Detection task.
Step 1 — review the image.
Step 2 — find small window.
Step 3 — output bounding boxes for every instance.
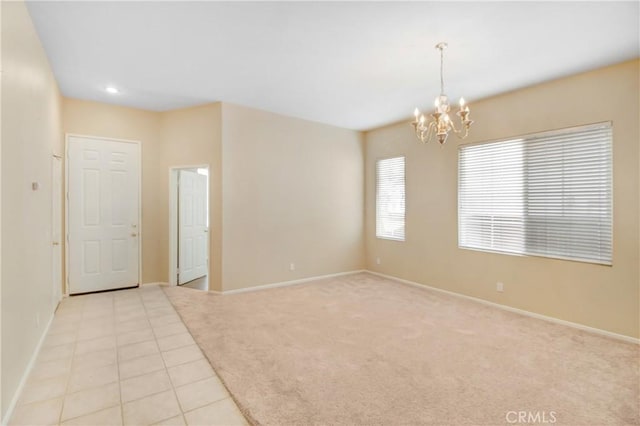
[458,122,612,265]
[376,156,405,241]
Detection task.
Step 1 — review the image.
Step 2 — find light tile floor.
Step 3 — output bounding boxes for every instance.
[9,284,248,426]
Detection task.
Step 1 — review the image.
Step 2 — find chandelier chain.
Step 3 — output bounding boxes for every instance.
[440,46,445,95]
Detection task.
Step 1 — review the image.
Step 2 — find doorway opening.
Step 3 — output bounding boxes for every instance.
[169,165,210,291]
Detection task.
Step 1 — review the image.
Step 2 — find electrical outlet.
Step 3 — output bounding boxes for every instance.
[496,282,504,292]
[289,263,295,271]
[375,257,381,265]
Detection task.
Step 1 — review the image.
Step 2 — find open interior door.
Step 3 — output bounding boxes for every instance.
[178,170,208,284]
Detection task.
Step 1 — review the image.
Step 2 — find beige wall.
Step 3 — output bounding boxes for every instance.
[221,103,365,291]
[61,100,364,292]
[1,0,63,417]
[62,98,163,283]
[62,101,224,288]
[365,60,640,339]
[159,104,223,291]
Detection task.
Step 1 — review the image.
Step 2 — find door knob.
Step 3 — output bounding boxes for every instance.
[52,241,60,246]
[131,233,138,237]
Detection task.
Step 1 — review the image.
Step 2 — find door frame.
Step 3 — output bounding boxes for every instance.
[52,153,63,308]
[168,164,210,286]
[64,134,142,295]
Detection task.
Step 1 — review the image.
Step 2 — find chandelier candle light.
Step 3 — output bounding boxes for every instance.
[411,42,473,145]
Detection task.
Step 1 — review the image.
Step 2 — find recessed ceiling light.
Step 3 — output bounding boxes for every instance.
[105,86,119,94]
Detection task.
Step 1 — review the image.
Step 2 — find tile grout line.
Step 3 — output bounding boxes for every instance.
[56,299,83,426]
[141,286,186,426]
[4,310,71,425]
[57,295,122,425]
[17,287,210,426]
[115,294,126,426]
[152,287,189,426]
[162,285,250,425]
[119,289,153,425]
[179,380,231,416]
[55,294,131,424]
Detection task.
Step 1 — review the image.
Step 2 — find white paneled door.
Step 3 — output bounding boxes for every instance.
[178,170,208,284]
[67,136,140,294]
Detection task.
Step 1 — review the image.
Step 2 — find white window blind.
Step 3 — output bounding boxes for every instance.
[458,122,612,265]
[376,156,405,241]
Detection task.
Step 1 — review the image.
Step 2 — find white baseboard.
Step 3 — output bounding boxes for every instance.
[366,270,639,345]
[218,270,366,295]
[1,312,56,426]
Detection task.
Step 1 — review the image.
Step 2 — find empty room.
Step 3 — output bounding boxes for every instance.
[1,1,639,425]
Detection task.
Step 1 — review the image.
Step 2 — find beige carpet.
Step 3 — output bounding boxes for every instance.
[163,273,639,425]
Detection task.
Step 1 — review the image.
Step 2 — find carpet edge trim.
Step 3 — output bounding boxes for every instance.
[366,270,639,345]
[160,286,259,426]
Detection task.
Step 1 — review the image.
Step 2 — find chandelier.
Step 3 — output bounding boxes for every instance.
[411,42,473,145]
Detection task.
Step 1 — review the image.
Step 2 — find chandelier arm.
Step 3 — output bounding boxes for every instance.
[416,120,436,143]
[449,118,470,139]
[426,121,437,143]
[416,124,427,143]
[456,127,469,139]
[448,116,461,134]
[414,123,425,143]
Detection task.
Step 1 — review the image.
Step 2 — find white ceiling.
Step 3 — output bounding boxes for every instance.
[26,1,639,131]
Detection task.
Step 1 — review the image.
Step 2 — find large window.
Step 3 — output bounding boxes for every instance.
[376,156,405,241]
[458,122,612,265]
